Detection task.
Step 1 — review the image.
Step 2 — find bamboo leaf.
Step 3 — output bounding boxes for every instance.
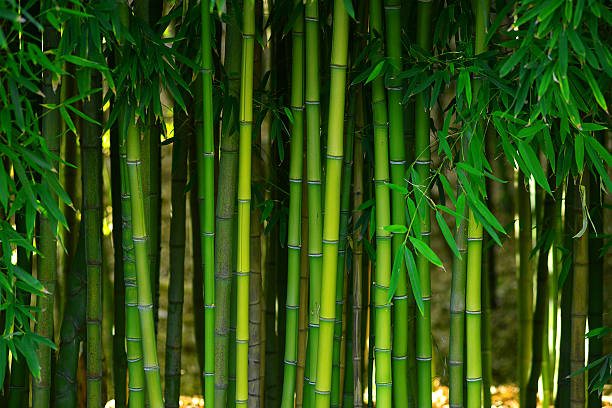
[409,236,443,268]
[572,184,588,238]
[343,0,355,19]
[384,224,407,234]
[436,211,461,260]
[386,182,408,195]
[575,132,584,172]
[403,245,424,316]
[387,247,404,302]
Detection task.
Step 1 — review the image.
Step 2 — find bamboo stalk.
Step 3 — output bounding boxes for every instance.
[570,177,588,408]
[281,2,305,405]
[383,0,411,405]
[415,0,434,404]
[296,155,309,408]
[449,205,468,408]
[352,88,365,408]
[164,102,189,407]
[368,1,393,406]
[517,171,533,407]
[126,110,164,407]
[121,119,146,408]
[304,0,323,405]
[249,195,263,408]
[556,178,575,408]
[236,1,255,405]
[33,6,61,406]
[526,182,554,408]
[587,166,603,408]
[82,72,103,408]
[331,84,355,408]
[198,5,216,407]
[214,7,241,407]
[314,1,349,406]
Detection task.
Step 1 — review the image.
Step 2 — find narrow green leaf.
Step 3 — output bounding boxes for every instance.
[436,211,461,260]
[388,247,404,302]
[403,246,424,316]
[409,236,443,268]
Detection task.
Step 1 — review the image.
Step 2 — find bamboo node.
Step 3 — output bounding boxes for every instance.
[375,382,393,387]
[416,357,432,361]
[465,310,481,314]
[466,377,482,382]
[284,359,298,366]
[314,390,331,395]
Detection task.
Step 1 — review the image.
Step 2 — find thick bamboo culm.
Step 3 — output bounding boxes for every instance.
[281,1,305,406]
[235,1,255,406]
[313,1,349,406]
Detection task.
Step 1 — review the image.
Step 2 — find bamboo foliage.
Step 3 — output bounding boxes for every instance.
[2,2,612,408]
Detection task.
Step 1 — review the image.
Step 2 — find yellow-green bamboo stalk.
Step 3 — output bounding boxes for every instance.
[281,2,305,405]
[314,1,349,407]
[236,1,255,406]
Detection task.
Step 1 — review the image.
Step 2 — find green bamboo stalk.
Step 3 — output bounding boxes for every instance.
[192,72,206,396]
[556,178,575,408]
[32,6,60,406]
[331,86,355,408]
[304,0,323,405]
[351,88,364,408]
[570,177,588,408]
[164,103,189,407]
[215,8,241,408]
[236,1,255,406]
[121,120,146,408]
[526,183,554,408]
[199,5,216,408]
[383,1,411,405]
[449,205,468,408]
[281,3,305,405]
[517,171,533,407]
[314,1,349,407]
[465,2,489,406]
[296,156,309,408]
[368,1,393,406]
[81,72,103,408]
[112,116,127,408]
[415,0,434,405]
[126,111,164,408]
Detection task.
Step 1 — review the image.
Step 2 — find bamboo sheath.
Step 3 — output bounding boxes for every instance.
[415,0,434,405]
[236,1,255,406]
[214,9,241,408]
[314,1,349,407]
[304,0,323,405]
[281,2,305,406]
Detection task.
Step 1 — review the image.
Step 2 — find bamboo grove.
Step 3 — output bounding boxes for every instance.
[1,0,612,408]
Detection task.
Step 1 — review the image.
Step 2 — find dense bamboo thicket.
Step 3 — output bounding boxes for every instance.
[1,1,612,408]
